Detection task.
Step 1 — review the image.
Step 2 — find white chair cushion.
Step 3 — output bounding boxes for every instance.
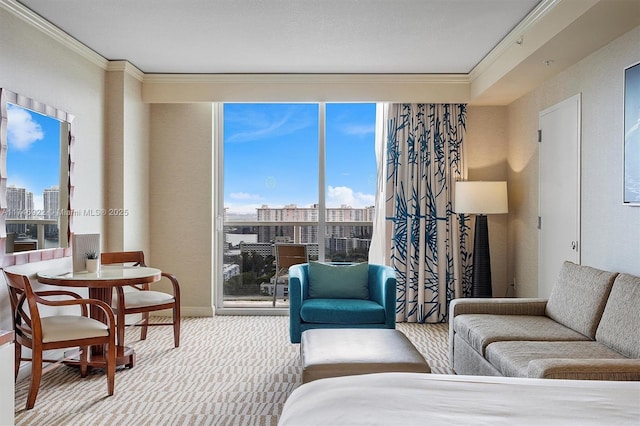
[41,315,109,343]
[114,290,175,309]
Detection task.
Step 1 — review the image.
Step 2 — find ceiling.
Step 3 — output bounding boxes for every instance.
[16,0,541,74]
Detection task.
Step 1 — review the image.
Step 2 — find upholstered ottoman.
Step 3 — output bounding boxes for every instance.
[300,328,430,383]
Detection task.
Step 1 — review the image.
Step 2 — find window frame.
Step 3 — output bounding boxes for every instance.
[214,101,376,312]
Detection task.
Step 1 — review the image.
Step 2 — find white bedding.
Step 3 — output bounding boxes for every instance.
[279,373,640,426]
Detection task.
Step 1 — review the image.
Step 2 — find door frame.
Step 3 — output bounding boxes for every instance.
[538,94,582,297]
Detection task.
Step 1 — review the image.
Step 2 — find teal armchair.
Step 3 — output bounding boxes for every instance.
[289,263,396,344]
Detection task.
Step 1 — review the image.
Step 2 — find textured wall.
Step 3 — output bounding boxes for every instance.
[466,106,510,297]
[149,103,214,316]
[507,25,640,297]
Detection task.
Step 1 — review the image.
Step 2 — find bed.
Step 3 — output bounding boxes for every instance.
[278,373,640,425]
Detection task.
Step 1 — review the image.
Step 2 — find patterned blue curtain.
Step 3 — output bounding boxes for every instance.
[383,104,471,323]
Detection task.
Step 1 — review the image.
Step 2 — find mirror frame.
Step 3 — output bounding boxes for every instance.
[0,88,74,265]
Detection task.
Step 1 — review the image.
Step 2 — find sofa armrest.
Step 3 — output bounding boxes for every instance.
[528,358,640,381]
[368,264,397,329]
[289,264,309,343]
[450,297,549,317]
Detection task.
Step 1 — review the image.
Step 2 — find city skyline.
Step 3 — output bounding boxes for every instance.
[223,103,377,217]
[6,103,61,211]
[5,184,60,218]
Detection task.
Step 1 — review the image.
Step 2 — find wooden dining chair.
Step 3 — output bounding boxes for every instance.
[3,269,116,410]
[273,243,308,306]
[100,251,181,348]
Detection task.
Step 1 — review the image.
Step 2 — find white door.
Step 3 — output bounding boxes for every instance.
[538,94,581,298]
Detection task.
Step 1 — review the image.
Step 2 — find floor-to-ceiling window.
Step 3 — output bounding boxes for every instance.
[217,102,376,310]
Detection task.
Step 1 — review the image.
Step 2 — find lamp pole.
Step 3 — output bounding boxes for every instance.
[472,214,492,297]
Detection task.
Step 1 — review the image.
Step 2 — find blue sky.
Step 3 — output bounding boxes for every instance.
[6,103,61,210]
[224,103,376,216]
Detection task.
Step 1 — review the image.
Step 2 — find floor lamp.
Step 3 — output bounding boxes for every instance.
[454,181,508,297]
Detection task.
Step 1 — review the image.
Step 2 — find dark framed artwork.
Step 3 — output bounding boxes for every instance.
[623,61,640,205]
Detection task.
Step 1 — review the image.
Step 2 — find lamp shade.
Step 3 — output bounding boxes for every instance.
[455,181,508,214]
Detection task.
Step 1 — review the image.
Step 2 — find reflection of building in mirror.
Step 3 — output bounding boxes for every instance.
[5,185,60,253]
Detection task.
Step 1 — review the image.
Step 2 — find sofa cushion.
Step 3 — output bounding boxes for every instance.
[454,314,590,355]
[300,299,385,324]
[485,341,627,377]
[596,273,640,358]
[308,261,369,299]
[545,261,618,338]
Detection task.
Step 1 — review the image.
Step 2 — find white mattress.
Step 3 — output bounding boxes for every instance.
[279,373,640,426]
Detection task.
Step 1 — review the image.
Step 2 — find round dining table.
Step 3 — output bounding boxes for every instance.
[36,265,162,369]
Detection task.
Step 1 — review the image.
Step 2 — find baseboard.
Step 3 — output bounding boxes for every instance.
[150,306,214,317]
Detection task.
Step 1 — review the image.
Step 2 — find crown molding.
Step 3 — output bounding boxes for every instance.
[0,0,108,69]
[469,0,560,80]
[106,60,145,82]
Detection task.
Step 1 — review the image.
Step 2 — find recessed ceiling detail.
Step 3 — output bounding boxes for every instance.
[16,0,540,74]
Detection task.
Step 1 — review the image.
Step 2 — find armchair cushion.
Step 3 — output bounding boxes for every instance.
[113,290,175,309]
[308,261,369,299]
[41,315,110,343]
[300,299,386,324]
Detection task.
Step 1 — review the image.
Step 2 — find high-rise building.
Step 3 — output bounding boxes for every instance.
[43,186,59,219]
[7,185,26,218]
[43,186,60,239]
[25,192,33,218]
[255,204,373,251]
[6,185,32,234]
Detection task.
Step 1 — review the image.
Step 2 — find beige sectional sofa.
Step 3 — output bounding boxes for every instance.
[449,261,640,380]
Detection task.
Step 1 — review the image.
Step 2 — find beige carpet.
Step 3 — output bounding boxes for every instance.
[14,316,451,425]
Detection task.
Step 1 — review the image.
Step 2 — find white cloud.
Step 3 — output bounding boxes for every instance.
[226,194,263,217]
[225,106,314,143]
[327,186,375,208]
[7,105,44,151]
[230,192,262,200]
[224,202,261,217]
[342,123,375,137]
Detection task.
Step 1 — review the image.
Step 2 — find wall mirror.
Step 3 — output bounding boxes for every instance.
[0,88,73,256]
[624,61,640,205]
